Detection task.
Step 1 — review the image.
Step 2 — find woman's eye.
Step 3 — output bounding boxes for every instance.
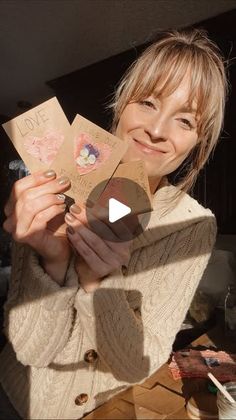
[179,118,193,129]
[139,100,156,109]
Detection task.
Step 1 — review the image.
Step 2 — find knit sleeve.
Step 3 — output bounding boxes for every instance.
[3,242,79,367]
[75,215,216,384]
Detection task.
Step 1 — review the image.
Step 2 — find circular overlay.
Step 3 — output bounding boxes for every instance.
[85,177,151,242]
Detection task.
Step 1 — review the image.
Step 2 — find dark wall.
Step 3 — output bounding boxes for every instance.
[193,10,236,234]
[0,116,19,226]
[48,9,236,234]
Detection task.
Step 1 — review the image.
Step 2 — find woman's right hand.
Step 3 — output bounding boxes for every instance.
[3,170,72,284]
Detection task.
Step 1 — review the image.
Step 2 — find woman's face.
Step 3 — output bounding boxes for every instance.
[115,75,199,190]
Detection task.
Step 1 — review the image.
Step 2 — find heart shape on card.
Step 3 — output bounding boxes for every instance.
[23,130,64,165]
[74,133,112,175]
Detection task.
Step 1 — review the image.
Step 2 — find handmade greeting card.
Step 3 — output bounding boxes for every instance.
[2,97,70,172]
[98,160,153,215]
[52,114,129,205]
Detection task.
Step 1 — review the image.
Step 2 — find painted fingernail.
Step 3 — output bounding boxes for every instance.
[57,194,66,201]
[121,265,128,275]
[57,176,70,185]
[67,226,74,235]
[43,170,56,178]
[70,204,81,214]
[65,212,76,222]
[59,204,66,211]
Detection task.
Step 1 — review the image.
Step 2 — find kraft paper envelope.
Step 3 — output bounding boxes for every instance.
[51,114,129,205]
[2,97,71,172]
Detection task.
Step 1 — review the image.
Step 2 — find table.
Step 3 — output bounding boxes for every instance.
[83,325,236,419]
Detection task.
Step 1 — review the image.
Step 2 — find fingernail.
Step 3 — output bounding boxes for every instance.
[57,194,65,201]
[59,204,66,211]
[70,204,81,214]
[67,226,74,235]
[43,170,56,178]
[65,212,76,222]
[57,176,70,185]
[121,265,128,275]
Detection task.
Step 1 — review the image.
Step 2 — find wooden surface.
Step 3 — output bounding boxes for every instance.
[83,325,234,419]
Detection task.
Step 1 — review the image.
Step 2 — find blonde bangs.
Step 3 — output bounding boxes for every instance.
[112,42,223,132]
[121,44,196,106]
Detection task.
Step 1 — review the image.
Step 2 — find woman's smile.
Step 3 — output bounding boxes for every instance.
[133,139,167,155]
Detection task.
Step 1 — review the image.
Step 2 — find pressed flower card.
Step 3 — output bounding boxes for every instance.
[2,97,70,172]
[52,114,128,205]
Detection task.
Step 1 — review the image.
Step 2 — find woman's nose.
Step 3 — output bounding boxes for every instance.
[145,116,169,142]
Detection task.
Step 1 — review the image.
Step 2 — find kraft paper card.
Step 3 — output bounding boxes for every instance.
[52,114,129,205]
[2,97,71,172]
[98,160,153,214]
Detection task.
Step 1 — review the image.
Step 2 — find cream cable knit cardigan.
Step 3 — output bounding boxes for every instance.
[0,182,216,419]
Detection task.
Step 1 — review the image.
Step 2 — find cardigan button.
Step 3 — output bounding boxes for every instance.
[84,349,98,363]
[75,393,88,406]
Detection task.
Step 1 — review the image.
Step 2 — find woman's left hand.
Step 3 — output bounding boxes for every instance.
[65,203,136,291]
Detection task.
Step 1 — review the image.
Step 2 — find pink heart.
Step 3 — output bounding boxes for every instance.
[23,130,64,165]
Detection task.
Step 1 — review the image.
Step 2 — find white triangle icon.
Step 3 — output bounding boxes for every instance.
[108,198,131,223]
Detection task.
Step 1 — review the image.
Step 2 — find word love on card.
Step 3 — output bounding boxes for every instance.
[3,97,71,171]
[14,108,50,137]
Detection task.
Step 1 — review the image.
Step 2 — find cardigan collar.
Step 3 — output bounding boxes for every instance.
[130,178,214,253]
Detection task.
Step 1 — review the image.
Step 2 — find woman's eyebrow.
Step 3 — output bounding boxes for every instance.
[178,105,197,115]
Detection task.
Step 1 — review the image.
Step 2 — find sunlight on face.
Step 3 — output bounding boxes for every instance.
[115,75,199,191]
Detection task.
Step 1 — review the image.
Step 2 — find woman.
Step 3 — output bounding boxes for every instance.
[0,28,227,419]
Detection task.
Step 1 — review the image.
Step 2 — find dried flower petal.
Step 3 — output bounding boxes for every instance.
[88,154,96,164]
[76,156,86,167]
[80,147,89,157]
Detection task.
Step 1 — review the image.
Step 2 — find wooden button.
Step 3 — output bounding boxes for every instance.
[75,393,88,405]
[84,349,98,363]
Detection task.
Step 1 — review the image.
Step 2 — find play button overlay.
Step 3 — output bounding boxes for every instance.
[109,198,131,223]
[85,177,151,242]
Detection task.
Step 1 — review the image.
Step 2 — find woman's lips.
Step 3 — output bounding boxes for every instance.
[133,139,166,155]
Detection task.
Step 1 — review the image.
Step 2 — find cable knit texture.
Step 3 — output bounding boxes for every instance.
[0,182,216,419]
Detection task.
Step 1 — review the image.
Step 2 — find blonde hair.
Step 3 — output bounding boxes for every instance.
[110,28,228,192]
